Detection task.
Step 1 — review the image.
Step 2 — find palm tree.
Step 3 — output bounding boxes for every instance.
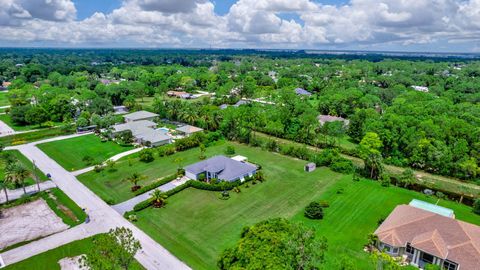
[5,162,30,195]
[150,189,167,208]
[125,173,145,192]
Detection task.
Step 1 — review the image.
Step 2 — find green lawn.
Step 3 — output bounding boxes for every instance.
[78,141,232,204]
[0,114,62,132]
[0,150,48,188]
[0,92,9,107]
[134,143,343,270]
[37,134,134,171]
[40,188,87,227]
[291,177,480,269]
[131,144,480,270]
[3,236,145,270]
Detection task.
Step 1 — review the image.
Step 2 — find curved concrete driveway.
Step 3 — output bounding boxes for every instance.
[1,140,190,270]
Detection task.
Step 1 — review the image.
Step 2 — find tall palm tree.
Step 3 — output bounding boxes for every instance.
[151,189,167,208]
[5,162,30,195]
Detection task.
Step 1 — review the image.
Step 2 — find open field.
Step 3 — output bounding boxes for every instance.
[0,92,9,107]
[292,177,480,269]
[77,141,229,204]
[134,143,344,270]
[132,144,480,270]
[3,236,145,270]
[0,127,75,147]
[254,131,480,197]
[0,150,48,188]
[37,134,134,171]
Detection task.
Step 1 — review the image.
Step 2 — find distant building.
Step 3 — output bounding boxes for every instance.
[233,100,248,107]
[374,200,480,270]
[123,111,158,123]
[295,88,312,96]
[317,115,349,126]
[2,82,11,89]
[113,106,129,115]
[112,120,171,147]
[167,91,191,99]
[176,125,203,137]
[411,86,429,92]
[184,155,257,182]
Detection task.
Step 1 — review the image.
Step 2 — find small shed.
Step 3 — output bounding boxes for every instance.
[305,163,316,172]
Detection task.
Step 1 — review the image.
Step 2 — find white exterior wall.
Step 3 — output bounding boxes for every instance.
[185,171,197,180]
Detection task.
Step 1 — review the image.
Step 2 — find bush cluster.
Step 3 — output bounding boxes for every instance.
[304,202,324,220]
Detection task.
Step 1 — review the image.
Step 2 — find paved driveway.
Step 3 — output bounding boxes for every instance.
[1,140,190,270]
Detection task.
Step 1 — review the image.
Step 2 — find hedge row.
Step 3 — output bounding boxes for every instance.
[133,173,178,196]
[132,181,192,212]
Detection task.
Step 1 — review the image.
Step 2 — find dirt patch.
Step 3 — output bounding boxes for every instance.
[0,199,69,250]
[58,255,84,270]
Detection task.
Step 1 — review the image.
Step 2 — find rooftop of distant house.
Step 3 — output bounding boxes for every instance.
[123,110,159,121]
[295,88,312,96]
[185,155,257,182]
[317,115,349,125]
[176,125,203,134]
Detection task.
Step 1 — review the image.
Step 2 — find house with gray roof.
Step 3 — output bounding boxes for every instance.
[111,120,171,147]
[123,110,159,122]
[295,88,312,96]
[184,155,257,182]
[317,115,350,126]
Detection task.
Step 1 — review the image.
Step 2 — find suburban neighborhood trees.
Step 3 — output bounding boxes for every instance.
[218,218,327,270]
[80,227,141,270]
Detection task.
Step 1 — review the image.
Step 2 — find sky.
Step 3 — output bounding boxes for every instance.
[1,0,480,52]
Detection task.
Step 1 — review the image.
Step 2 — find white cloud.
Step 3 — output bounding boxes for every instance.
[1,0,480,51]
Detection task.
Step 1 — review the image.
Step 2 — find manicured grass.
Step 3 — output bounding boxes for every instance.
[0,127,74,147]
[3,235,145,270]
[37,134,134,171]
[132,144,480,270]
[77,141,230,204]
[0,114,62,132]
[291,177,480,269]
[0,150,48,188]
[134,143,343,270]
[0,92,9,107]
[41,188,87,227]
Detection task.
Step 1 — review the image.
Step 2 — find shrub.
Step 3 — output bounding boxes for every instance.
[380,174,391,187]
[175,132,206,151]
[133,174,178,196]
[82,155,94,165]
[128,214,138,222]
[330,158,355,174]
[304,202,324,219]
[139,149,155,162]
[94,165,104,173]
[473,199,480,215]
[224,145,236,155]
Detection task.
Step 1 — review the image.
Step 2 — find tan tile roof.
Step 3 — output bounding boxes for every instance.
[375,205,480,270]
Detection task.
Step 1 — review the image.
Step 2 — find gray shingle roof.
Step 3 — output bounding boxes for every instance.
[124,110,158,121]
[295,88,312,96]
[113,120,157,136]
[185,155,257,182]
[137,129,171,144]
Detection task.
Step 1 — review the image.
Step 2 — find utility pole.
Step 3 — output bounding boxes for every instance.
[33,160,40,192]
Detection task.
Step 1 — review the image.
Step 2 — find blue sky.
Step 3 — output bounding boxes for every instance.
[1,0,480,52]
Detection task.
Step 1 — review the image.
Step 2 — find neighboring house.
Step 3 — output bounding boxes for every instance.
[374,200,480,270]
[295,88,312,96]
[167,91,191,99]
[233,100,248,107]
[123,110,159,123]
[111,120,171,147]
[2,81,11,89]
[185,155,257,182]
[412,86,429,92]
[176,125,203,136]
[317,115,350,126]
[113,106,129,115]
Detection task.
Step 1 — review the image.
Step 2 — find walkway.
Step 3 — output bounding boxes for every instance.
[0,181,56,204]
[1,140,190,269]
[0,120,14,137]
[72,147,145,176]
[113,177,189,215]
